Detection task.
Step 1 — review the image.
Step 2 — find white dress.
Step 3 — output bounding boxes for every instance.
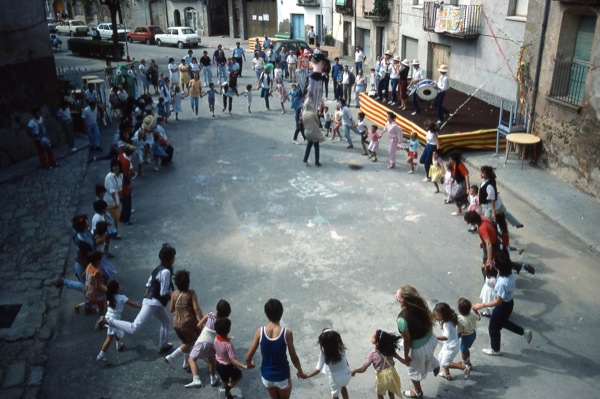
[437,321,459,368]
[480,276,497,310]
[316,350,352,397]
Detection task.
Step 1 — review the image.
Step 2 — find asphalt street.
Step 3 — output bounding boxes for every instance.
[37,44,600,399]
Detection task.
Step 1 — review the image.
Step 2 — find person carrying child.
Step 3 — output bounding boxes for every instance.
[351,329,405,399]
[433,303,471,380]
[96,280,141,363]
[301,328,352,399]
[185,299,231,388]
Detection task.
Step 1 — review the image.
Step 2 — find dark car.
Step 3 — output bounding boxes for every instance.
[271,39,312,60]
[127,25,164,45]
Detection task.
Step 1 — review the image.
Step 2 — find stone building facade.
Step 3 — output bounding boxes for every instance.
[523,0,600,198]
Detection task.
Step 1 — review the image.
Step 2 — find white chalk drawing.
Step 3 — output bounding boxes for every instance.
[288,172,338,199]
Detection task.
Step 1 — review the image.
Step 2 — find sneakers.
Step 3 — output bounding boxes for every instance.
[96,354,108,363]
[184,378,202,388]
[463,365,471,380]
[524,328,533,344]
[94,316,106,330]
[437,120,443,124]
[411,111,418,116]
[210,375,220,387]
[482,348,500,356]
[116,341,124,352]
[422,177,430,182]
[523,263,536,275]
[218,388,227,399]
[164,356,176,369]
[158,343,173,354]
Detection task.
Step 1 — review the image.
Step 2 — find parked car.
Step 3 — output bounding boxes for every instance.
[154,27,200,49]
[272,39,312,59]
[56,20,89,36]
[126,25,164,45]
[48,18,59,33]
[96,23,128,41]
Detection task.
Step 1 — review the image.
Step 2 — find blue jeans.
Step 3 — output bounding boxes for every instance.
[390,79,399,103]
[355,85,365,107]
[217,66,226,83]
[280,61,288,79]
[202,65,212,85]
[64,278,84,291]
[412,92,421,113]
[190,96,199,116]
[355,62,363,72]
[343,124,359,145]
[86,123,100,147]
[255,68,264,81]
[489,299,524,352]
[261,88,270,109]
[435,91,449,121]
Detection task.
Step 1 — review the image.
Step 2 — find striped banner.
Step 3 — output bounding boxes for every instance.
[358,93,503,152]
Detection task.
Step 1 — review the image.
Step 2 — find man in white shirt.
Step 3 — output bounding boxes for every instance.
[377,51,392,101]
[286,50,298,83]
[408,59,425,115]
[434,64,450,123]
[82,101,102,151]
[342,65,355,105]
[232,42,246,77]
[252,51,265,80]
[354,46,366,72]
[308,26,316,45]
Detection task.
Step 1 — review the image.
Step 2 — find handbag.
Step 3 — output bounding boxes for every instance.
[374,353,402,396]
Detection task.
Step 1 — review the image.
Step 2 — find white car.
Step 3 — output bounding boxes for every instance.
[56,20,89,36]
[155,27,200,49]
[97,23,128,41]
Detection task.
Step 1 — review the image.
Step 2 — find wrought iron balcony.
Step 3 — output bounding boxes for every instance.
[297,0,320,7]
[422,1,482,39]
[553,0,600,3]
[336,0,354,15]
[548,59,590,109]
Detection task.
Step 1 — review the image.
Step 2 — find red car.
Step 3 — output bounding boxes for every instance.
[126,25,164,45]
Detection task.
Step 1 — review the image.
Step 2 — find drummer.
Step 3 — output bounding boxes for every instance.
[434,64,451,124]
[407,59,425,116]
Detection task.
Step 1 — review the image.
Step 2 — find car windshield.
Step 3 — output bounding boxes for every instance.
[181,28,194,34]
[71,21,85,26]
[150,27,163,34]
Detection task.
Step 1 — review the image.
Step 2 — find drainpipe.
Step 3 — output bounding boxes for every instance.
[528,0,551,134]
[354,0,357,52]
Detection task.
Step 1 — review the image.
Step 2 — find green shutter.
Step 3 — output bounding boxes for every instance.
[336,0,346,5]
[569,16,596,102]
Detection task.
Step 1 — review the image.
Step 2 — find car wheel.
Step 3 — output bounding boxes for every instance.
[127,37,133,43]
[177,41,184,49]
[146,39,152,45]
[157,39,162,47]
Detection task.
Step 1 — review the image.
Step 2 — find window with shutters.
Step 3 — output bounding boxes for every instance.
[548,15,596,109]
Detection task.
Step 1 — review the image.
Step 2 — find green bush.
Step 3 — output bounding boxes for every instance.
[67,39,124,60]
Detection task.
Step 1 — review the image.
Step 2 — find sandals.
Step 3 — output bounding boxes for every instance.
[403,390,424,398]
[440,373,453,380]
[464,365,471,380]
[451,211,462,216]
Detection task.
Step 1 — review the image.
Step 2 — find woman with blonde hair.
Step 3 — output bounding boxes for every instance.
[395,285,440,398]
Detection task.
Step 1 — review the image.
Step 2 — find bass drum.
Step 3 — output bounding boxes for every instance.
[415,79,438,101]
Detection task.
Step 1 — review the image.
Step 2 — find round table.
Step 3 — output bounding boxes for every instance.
[504,133,541,169]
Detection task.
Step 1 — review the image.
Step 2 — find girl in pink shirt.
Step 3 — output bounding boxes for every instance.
[381,111,402,169]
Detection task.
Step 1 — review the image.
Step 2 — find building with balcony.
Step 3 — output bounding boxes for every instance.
[277,0,333,44]
[522,0,600,197]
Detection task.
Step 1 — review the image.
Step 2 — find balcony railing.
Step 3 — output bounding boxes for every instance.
[297,0,320,7]
[548,59,589,108]
[336,0,353,15]
[423,1,482,39]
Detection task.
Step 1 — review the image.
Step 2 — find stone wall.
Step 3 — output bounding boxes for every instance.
[523,1,600,199]
[0,0,61,168]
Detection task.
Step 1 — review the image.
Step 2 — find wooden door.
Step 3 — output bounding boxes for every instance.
[430,43,450,81]
[245,1,277,39]
[343,21,351,56]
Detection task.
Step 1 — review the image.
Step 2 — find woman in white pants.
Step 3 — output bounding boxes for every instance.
[100,243,176,353]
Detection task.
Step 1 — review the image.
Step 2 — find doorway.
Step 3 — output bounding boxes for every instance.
[316,14,322,45]
[430,43,451,81]
[292,14,304,40]
[375,26,385,58]
[343,21,351,56]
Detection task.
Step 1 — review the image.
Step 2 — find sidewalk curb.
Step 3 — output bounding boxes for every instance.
[462,157,600,256]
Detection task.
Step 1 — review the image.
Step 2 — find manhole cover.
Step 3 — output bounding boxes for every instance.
[0,304,22,329]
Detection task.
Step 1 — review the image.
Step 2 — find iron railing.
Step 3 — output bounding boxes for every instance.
[422,1,482,38]
[336,0,354,15]
[549,59,589,107]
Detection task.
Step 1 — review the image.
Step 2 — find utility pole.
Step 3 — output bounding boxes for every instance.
[164,0,169,27]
